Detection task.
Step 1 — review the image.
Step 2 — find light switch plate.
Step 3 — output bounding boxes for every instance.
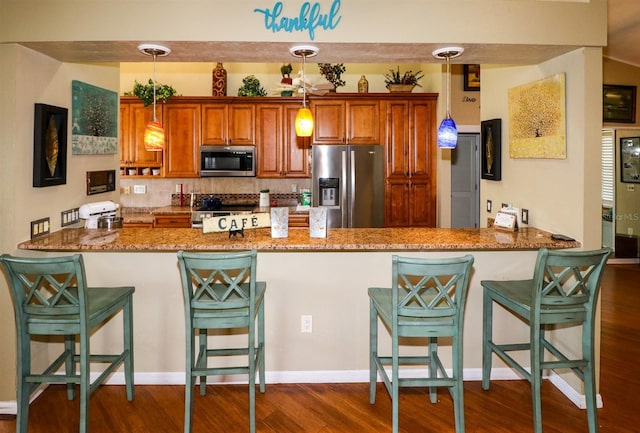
[133,185,146,194]
[30,217,50,239]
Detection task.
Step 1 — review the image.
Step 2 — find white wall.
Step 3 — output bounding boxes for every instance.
[0,45,120,403]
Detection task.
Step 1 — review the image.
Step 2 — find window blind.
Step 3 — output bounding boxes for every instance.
[601,130,614,207]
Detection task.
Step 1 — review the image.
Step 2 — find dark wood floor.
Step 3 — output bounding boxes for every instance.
[1,263,638,433]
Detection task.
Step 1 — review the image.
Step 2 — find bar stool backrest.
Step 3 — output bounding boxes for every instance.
[531,248,611,323]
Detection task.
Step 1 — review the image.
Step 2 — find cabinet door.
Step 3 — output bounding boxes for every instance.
[256,104,283,177]
[283,104,310,177]
[201,103,228,145]
[409,100,436,176]
[385,100,409,178]
[229,104,255,145]
[120,103,130,165]
[201,103,255,145]
[384,179,410,227]
[346,100,381,144]
[409,177,435,227]
[123,101,163,167]
[312,99,345,144]
[163,103,200,178]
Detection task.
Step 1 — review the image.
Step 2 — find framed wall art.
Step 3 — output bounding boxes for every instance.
[603,84,636,123]
[508,73,566,159]
[71,80,118,154]
[33,103,68,187]
[463,64,480,91]
[481,118,501,180]
[620,136,640,183]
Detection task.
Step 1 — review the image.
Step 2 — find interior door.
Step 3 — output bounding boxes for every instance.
[451,133,480,228]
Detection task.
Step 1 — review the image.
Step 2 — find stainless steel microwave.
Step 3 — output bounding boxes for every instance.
[200,145,256,177]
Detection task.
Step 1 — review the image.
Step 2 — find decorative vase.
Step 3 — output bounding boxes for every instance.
[387,84,415,93]
[358,75,369,93]
[212,62,227,96]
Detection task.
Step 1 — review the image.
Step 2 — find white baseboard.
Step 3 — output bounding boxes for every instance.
[0,368,601,415]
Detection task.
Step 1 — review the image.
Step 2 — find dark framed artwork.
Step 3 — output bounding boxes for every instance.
[620,136,640,183]
[481,118,501,181]
[33,103,68,187]
[603,84,636,123]
[463,64,480,91]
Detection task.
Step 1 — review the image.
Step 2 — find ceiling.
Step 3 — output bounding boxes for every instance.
[14,1,640,67]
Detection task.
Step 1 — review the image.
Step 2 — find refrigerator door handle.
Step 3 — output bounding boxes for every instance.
[341,150,348,228]
[349,149,356,228]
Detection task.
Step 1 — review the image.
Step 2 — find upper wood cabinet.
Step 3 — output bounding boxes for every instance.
[201,102,255,145]
[119,100,163,176]
[311,98,381,145]
[256,103,310,178]
[163,103,200,178]
[384,96,437,227]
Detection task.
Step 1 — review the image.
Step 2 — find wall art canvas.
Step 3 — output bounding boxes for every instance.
[508,73,566,159]
[33,103,67,187]
[71,80,118,154]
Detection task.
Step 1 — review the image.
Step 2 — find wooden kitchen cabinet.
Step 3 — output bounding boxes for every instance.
[153,213,192,228]
[288,213,310,228]
[256,103,310,178]
[163,103,200,178]
[201,102,255,145]
[384,96,437,227]
[119,99,163,177]
[311,98,381,145]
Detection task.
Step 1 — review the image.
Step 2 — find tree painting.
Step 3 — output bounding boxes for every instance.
[508,73,566,159]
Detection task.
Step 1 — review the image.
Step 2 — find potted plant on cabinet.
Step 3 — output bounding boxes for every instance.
[384,66,424,93]
[238,75,268,97]
[318,63,346,91]
[125,79,177,106]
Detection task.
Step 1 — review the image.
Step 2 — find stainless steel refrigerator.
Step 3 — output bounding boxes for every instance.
[311,144,384,228]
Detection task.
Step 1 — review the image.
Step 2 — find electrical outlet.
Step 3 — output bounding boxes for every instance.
[627,184,635,192]
[486,200,492,213]
[522,209,529,225]
[123,186,131,195]
[61,208,80,227]
[301,315,312,333]
[30,217,50,239]
[133,185,146,194]
[629,227,634,235]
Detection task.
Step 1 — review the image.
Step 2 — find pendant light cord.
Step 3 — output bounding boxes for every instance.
[302,53,307,109]
[152,52,158,122]
[446,54,451,119]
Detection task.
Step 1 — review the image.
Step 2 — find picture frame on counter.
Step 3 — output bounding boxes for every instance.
[481,118,502,181]
[603,84,636,123]
[33,103,68,187]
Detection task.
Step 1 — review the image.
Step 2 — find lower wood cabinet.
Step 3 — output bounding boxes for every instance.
[153,213,192,228]
[288,213,310,228]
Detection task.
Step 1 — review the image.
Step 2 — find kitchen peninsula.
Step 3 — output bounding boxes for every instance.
[16,226,581,389]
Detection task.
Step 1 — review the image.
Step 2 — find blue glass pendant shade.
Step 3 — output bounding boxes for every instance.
[437,117,458,149]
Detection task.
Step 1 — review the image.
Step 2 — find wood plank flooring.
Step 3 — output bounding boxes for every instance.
[1,263,638,433]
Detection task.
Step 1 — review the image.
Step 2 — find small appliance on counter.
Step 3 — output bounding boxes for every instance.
[79,200,120,229]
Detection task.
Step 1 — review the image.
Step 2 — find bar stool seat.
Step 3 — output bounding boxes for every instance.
[369,254,474,433]
[177,250,266,433]
[481,247,611,433]
[0,253,135,433]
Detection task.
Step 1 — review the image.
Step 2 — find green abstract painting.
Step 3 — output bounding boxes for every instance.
[71,80,118,154]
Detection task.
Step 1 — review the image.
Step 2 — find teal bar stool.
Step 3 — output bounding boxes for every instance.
[481,247,611,433]
[0,253,135,433]
[177,250,266,433]
[369,254,475,433]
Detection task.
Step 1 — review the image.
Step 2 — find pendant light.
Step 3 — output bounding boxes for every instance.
[289,45,319,137]
[138,44,171,151]
[432,47,464,149]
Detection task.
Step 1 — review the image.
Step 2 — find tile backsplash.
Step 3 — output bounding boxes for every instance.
[119,177,311,208]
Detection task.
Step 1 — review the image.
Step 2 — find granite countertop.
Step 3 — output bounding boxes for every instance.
[18,226,580,252]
